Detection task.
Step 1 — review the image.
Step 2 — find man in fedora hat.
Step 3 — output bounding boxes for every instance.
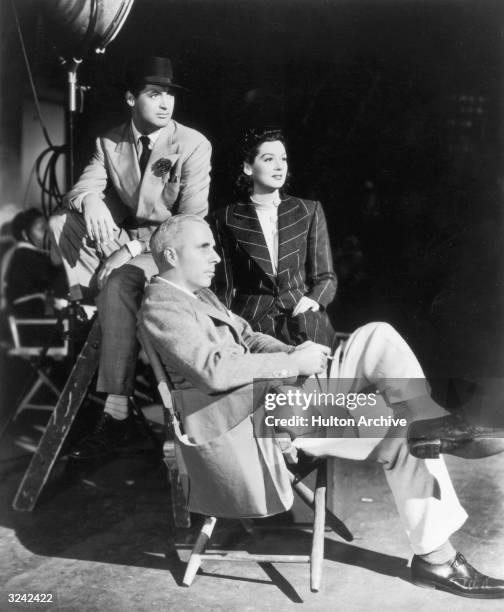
[49,56,211,459]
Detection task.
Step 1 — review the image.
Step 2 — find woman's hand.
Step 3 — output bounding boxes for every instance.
[292,296,320,316]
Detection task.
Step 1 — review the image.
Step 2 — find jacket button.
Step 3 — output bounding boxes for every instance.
[272,369,289,378]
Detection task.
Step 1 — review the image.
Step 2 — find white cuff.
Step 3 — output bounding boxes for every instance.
[69,191,92,213]
[125,240,143,258]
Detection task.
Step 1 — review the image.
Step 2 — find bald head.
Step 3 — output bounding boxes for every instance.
[150,214,209,270]
[150,215,220,292]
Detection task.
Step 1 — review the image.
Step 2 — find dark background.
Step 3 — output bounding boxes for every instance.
[2,0,504,384]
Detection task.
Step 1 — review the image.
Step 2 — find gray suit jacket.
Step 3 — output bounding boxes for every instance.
[65,120,211,247]
[139,278,299,442]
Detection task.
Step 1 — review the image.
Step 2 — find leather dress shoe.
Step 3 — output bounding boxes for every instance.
[408,414,504,459]
[69,411,156,461]
[411,552,504,598]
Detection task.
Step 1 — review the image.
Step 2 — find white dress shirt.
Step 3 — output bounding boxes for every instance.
[130,121,163,158]
[251,195,281,274]
[124,122,165,257]
[156,276,197,299]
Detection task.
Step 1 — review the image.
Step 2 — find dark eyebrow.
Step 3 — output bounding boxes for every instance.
[259,152,286,158]
[147,87,174,95]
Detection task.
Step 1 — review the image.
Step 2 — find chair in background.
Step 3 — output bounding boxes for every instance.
[7,310,69,421]
[0,237,69,422]
[139,329,353,592]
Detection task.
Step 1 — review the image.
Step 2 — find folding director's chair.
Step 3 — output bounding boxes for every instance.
[139,329,353,592]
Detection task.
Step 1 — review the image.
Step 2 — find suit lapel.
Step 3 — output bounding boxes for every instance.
[137,122,180,219]
[277,196,307,277]
[153,279,241,335]
[229,202,276,282]
[195,289,235,326]
[113,123,141,208]
[113,122,182,219]
[195,289,247,346]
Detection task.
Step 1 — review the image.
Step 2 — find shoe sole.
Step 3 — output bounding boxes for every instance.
[408,439,442,459]
[409,436,504,459]
[412,578,504,598]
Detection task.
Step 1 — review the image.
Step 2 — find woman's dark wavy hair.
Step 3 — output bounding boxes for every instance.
[234,127,290,198]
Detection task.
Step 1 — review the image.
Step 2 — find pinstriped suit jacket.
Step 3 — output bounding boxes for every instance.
[212,196,337,344]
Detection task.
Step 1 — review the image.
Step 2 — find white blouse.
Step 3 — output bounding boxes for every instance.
[251,196,281,274]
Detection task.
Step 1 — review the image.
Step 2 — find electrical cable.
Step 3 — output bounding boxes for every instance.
[10,0,66,217]
[10,0,53,148]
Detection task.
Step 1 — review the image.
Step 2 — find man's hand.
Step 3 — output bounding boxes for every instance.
[294,340,327,352]
[82,194,119,244]
[96,246,132,290]
[289,342,331,376]
[292,296,320,316]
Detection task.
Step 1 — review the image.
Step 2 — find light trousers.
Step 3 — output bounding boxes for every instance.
[49,210,158,395]
[294,322,468,554]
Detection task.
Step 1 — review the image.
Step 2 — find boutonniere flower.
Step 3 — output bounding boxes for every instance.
[152,158,173,177]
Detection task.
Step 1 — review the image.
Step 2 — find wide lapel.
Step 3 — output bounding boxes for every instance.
[137,122,180,220]
[113,123,142,208]
[154,279,237,331]
[195,289,247,345]
[277,196,307,277]
[229,202,276,283]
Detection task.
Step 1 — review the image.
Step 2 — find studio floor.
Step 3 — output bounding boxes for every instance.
[0,406,503,612]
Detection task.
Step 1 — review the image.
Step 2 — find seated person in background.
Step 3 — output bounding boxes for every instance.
[1,208,67,316]
[212,127,336,346]
[139,213,504,599]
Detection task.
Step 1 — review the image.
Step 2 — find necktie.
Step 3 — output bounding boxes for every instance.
[139,135,151,176]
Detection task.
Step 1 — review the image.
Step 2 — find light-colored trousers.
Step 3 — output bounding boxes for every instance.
[49,210,158,395]
[294,322,468,554]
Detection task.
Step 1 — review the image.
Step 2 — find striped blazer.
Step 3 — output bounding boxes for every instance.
[212,196,337,344]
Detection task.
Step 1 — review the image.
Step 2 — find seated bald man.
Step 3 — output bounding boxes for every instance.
[139,214,504,599]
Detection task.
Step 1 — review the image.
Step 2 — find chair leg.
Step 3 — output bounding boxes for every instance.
[310,461,327,593]
[289,470,353,542]
[163,440,191,528]
[182,516,217,587]
[13,376,46,420]
[38,368,61,397]
[14,368,61,419]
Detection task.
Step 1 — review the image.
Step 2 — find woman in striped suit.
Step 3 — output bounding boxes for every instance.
[213,127,337,346]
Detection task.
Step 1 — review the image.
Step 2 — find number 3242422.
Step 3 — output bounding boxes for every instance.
[8,593,53,603]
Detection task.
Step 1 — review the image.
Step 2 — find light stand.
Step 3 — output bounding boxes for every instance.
[64,57,83,190]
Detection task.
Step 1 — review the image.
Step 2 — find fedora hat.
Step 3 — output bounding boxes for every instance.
[127,56,186,91]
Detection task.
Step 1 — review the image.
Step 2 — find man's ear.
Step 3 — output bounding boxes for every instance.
[125,91,136,108]
[163,246,177,267]
[243,162,253,177]
[21,230,29,242]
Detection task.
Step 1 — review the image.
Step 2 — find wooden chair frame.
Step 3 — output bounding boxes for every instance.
[139,329,353,592]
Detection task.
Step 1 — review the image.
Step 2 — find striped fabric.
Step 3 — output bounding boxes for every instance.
[212,196,337,344]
